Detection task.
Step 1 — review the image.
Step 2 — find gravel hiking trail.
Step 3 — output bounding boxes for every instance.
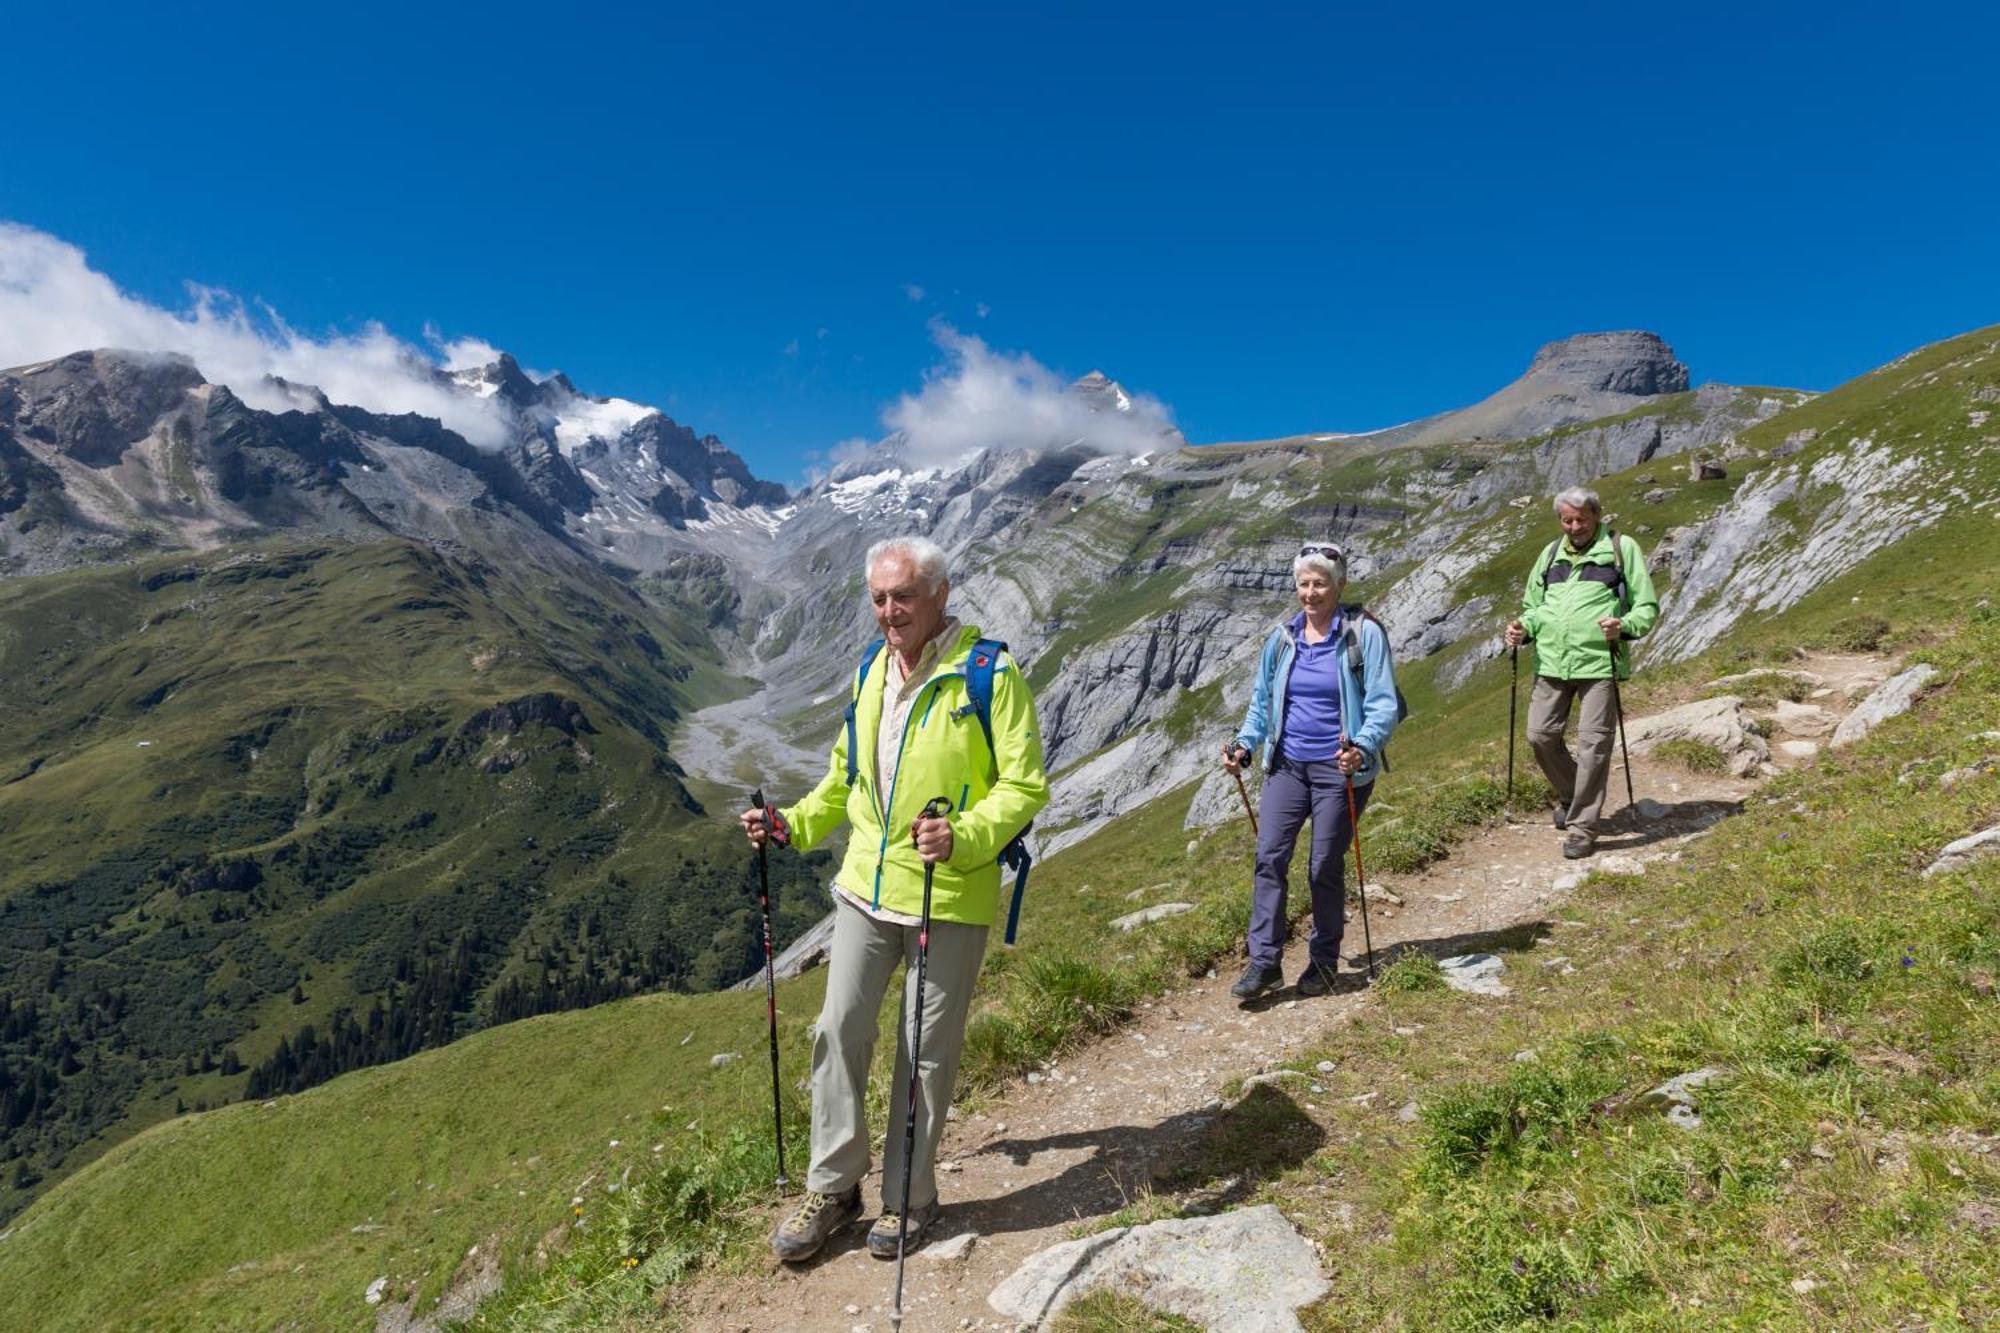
[670,653,1892,1332]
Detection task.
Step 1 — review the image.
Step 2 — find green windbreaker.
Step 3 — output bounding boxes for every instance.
[782,625,1050,926]
[1518,527,1660,681]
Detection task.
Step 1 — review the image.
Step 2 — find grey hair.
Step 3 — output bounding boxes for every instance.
[1292,547,1348,585]
[1553,487,1602,515]
[865,535,949,593]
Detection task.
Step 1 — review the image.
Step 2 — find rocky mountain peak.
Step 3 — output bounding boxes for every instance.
[1524,331,1690,397]
[2,349,208,467]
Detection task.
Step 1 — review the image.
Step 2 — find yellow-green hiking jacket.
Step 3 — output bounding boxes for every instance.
[1518,527,1660,681]
[782,625,1050,926]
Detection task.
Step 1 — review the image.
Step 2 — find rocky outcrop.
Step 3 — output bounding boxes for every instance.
[1622,696,1771,777]
[2,349,205,467]
[1830,665,1939,748]
[987,1205,1328,1332]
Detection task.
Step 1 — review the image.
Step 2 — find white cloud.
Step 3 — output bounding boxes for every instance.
[976,302,991,319]
[0,223,512,446]
[904,283,926,303]
[880,323,1176,469]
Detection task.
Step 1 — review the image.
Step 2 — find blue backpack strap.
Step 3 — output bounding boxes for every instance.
[964,638,1035,945]
[842,638,886,786]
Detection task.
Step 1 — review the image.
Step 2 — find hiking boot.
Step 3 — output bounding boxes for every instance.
[1295,959,1341,997]
[1230,961,1284,999]
[867,1197,941,1258]
[1562,831,1596,860]
[1552,805,1569,831]
[771,1185,862,1263]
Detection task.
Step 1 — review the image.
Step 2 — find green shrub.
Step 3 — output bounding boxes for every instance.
[1378,951,1447,993]
[1825,614,1892,652]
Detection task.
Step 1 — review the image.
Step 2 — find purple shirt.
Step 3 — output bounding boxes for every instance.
[1280,622,1345,761]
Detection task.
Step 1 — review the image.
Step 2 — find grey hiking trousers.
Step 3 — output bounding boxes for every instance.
[1527,676,1619,836]
[805,894,987,1211]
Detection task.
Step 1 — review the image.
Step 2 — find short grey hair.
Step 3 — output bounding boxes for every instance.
[1291,542,1347,585]
[1553,487,1602,516]
[865,535,949,593]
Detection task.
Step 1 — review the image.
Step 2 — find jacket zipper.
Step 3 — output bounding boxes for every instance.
[872,668,960,909]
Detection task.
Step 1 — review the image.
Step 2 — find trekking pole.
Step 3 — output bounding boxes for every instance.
[892,794,953,1332]
[1608,652,1636,812]
[1227,745,1259,836]
[749,789,787,1191]
[1506,645,1519,804]
[1339,742,1376,981]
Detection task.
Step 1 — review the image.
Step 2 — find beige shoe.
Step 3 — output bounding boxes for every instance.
[771,1185,861,1263]
[867,1197,941,1258]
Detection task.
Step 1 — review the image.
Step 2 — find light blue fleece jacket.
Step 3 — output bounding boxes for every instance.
[1232,610,1401,785]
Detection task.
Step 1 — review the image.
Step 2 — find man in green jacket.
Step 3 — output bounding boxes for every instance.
[1504,487,1660,858]
[741,534,1049,1263]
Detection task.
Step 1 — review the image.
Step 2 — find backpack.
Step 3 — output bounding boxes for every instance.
[1263,605,1410,768]
[1539,527,1633,609]
[842,637,1036,944]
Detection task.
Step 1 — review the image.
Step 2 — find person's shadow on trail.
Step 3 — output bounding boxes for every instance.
[944,1082,1327,1242]
[1593,796,1740,853]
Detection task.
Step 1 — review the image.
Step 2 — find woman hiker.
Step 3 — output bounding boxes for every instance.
[1222,542,1403,1000]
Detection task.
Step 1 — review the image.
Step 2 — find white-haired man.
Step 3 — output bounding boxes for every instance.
[1504,488,1659,858]
[741,535,1048,1263]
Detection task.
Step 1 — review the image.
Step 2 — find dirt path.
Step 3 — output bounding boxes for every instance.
[671,654,1888,1332]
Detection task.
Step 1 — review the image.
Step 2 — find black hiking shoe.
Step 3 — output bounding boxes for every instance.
[1562,831,1595,860]
[867,1197,940,1258]
[771,1185,862,1263]
[1294,959,1341,997]
[1230,961,1284,999]
[1552,805,1569,831]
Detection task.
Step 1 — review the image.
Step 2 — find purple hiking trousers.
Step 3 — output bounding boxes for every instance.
[1248,754,1373,970]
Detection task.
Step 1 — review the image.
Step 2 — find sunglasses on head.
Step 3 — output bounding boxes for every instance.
[1299,544,1345,561]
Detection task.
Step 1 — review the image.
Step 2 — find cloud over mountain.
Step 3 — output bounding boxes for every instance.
[883,322,1178,469]
[0,223,511,446]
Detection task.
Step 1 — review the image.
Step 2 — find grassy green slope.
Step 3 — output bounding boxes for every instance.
[0,538,831,1222]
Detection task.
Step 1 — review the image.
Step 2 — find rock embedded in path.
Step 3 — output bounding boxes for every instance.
[1922,825,2000,879]
[1831,665,1939,748]
[1110,902,1195,932]
[1437,953,1510,997]
[987,1204,1328,1332]
[1779,740,1821,760]
[1770,700,1838,738]
[1622,696,1770,776]
[923,1230,978,1262]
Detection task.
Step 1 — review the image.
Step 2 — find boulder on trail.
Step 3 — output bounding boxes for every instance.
[1831,665,1939,748]
[1623,696,1770,777]
[987,1204,1328,1332]
[1437,953,1510,996]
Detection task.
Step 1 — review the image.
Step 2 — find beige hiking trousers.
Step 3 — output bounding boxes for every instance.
[805,894,988,1210]
[1527,675,1619,837]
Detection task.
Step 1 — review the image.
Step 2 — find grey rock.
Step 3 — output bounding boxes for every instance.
[1623,696,1770,776]
[1437,953,1510,997]
[1939,757,1998,789]
[1770,700,1838,738]
[923,1230,979,1262]
[1594,854,1646,877]
[365,1277,389,1306]
[1779,740,1821,760]
[1922,825,2000,879]
[987,1204,1328,1332]
[1638,1066,1728,1131]
[710,1052,742,1068]
[1703,668,1823,693]
[1110,903,1195,932]
[1830,665,1939,748]
[1642,487,1677,505]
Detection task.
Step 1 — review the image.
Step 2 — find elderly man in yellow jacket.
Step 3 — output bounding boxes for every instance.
[741,534,1049,1263]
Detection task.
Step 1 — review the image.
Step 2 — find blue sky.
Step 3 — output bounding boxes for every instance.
[3,1,1997,481]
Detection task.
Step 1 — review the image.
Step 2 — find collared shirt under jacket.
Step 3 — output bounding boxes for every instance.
[1517,527,1660,681]
[783,624,1050,927]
